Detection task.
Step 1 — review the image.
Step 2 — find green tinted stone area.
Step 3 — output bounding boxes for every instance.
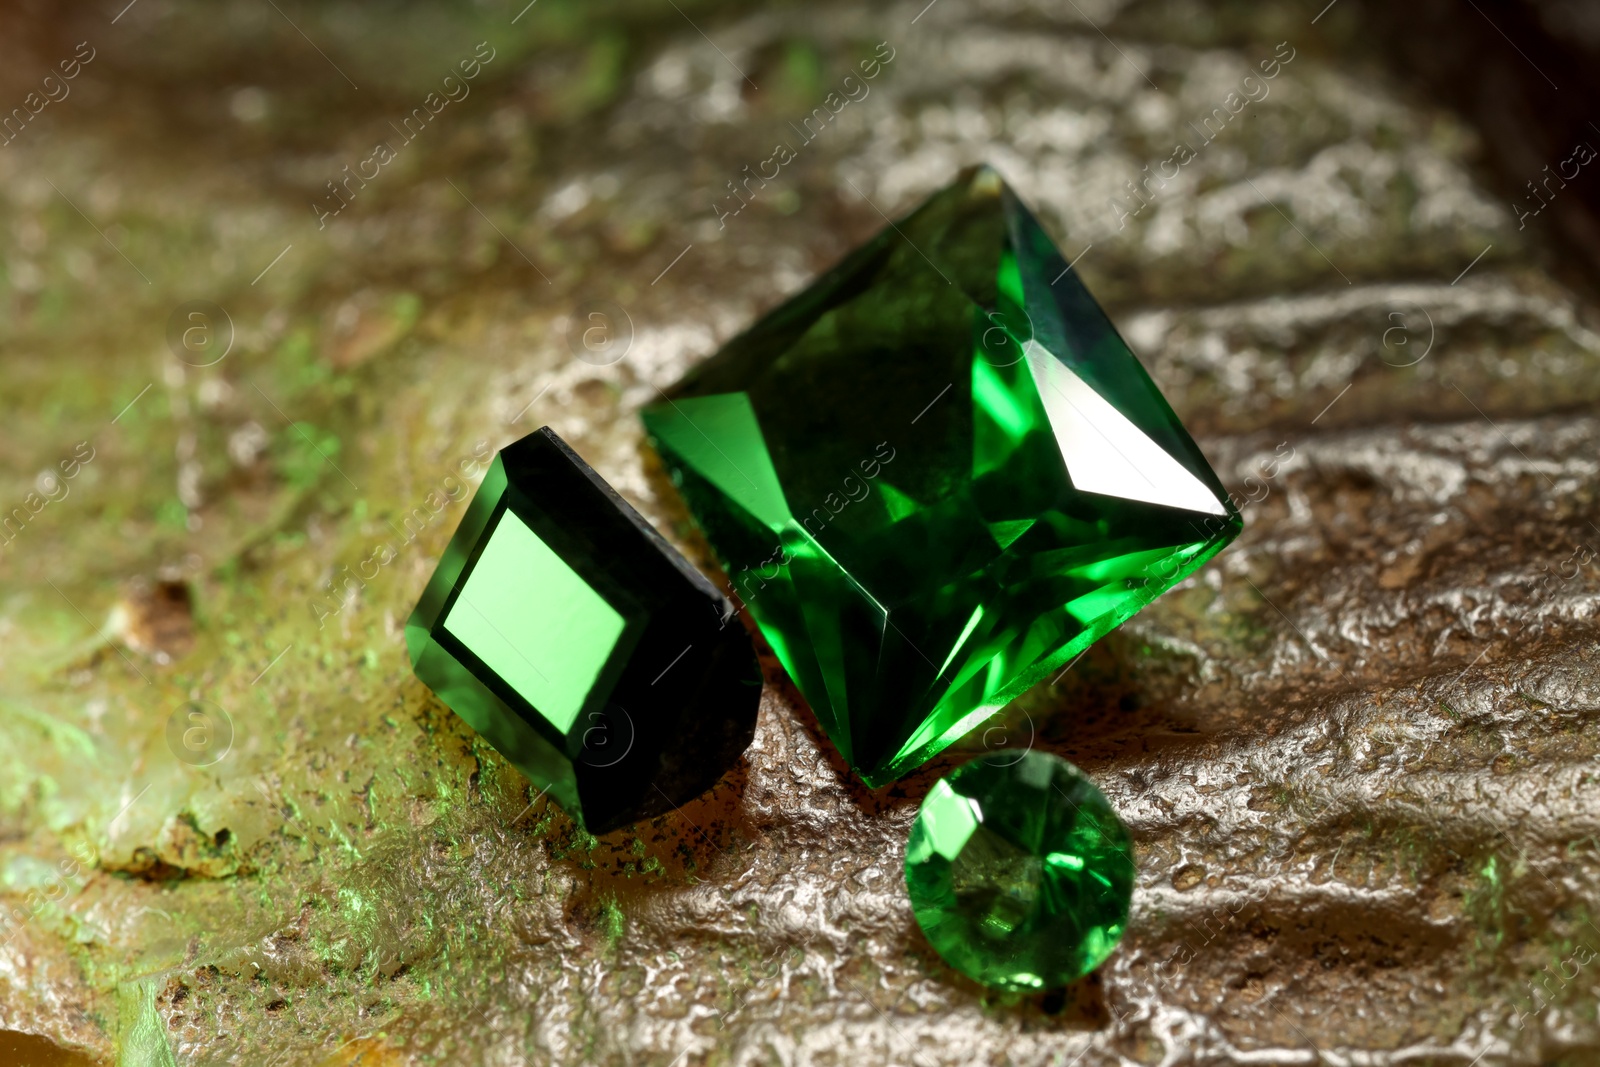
[641,166,1241,787]
[905,751,1134,990]
[407,427,762,834]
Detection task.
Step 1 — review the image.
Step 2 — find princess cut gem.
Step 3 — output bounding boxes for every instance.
[641,166,1240,787]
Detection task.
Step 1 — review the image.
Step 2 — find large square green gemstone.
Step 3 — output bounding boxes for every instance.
[641,166,1241,787]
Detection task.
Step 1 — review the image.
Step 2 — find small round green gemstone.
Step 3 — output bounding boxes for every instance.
[904,751,1134,990]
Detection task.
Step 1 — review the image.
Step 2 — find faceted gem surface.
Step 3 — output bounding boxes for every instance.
[406,427,761,835]
[905,751,1134,990]
[641,166,1241,786]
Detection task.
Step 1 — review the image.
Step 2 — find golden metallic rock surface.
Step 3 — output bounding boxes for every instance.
[0,1,1597,1064]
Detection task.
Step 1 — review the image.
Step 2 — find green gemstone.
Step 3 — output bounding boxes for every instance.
[406,427,761,835]
[905,751,1133,990]
[641,165,1241,786]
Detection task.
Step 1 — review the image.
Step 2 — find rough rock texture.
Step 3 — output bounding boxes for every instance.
[1,0,1598,1064]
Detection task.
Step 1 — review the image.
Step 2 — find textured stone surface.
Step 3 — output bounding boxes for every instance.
[0,0,1598,1064]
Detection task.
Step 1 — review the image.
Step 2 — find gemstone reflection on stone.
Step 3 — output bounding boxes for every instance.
[405,426,761,835]
[905,751,1133,990]
[641,165,1241,787]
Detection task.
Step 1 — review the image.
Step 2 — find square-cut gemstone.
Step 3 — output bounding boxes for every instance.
[406,427,761,834]
[641,166,1242,787]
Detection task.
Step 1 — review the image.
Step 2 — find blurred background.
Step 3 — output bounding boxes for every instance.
[2,0,1600,1063]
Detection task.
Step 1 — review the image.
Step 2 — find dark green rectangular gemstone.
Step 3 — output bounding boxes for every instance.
[407,427,761,833]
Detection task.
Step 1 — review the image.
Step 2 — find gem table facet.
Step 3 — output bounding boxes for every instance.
[905,751,1134,990]
[406,427,761,835]
[641,165,1242,787]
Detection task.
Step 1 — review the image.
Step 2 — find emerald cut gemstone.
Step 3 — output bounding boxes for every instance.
[406,427,761,835]
[905,751,1133,990]
[641,166,1240,786]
